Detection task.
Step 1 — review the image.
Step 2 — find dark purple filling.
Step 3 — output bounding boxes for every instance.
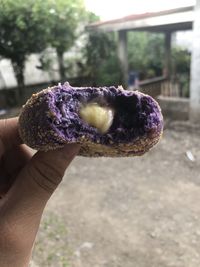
[45,83,163,145]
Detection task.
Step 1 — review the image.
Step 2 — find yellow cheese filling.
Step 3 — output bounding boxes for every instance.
[79,103,114,134]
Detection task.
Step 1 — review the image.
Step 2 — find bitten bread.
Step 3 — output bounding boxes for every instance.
[18,82,163,157]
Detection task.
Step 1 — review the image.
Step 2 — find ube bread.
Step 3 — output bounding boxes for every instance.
[18,82,163,157]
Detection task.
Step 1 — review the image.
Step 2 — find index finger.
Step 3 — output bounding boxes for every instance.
[0,117,22,157]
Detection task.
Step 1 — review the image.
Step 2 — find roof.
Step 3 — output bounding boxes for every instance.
[87,6,194,32]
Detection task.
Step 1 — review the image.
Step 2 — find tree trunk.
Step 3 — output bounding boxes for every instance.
[57,51,66,82]
[12,59,25,104]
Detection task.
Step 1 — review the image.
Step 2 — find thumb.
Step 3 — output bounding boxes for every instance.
[2,144,80,223]
[0,144,80,264]
[24,144,80,197]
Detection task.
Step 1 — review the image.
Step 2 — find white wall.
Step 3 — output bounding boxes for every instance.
[0,49,60,90]
[190,0,200,122]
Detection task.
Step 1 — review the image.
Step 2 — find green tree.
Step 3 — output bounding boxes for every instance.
[0,0,86,101]
[171,47,191,97]
[128,32,164,79]
[0,0,54,100]
[81,13,122,86]
[83,31,121,85]
[83,23,165,86]
[48,0,86,81]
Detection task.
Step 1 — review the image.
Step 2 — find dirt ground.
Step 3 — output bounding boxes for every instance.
[30,121,200,267]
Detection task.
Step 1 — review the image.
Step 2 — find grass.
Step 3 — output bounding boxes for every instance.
[33,211,71,267]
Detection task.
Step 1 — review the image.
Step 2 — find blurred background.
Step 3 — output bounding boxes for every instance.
[0,0,200,266]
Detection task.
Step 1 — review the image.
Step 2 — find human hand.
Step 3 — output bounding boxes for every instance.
[0,118,80,267]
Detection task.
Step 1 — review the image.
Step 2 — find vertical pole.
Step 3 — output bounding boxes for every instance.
[190,0,200,123]
[163,31,171,78]
[118,30,128,87]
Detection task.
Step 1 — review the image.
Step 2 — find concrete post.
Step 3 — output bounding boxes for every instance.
[163,31,171,78]
[190,0,200,123]
[118,30,128,87]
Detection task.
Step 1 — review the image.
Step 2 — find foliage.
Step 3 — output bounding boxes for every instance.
[171,46,190,74]
[80,13,122,86]
[94,49,122,86]
[128,31,165,79]
[34,211,70,267]
[82,31,121,86]
[48,0,85,55]
[0,0,56,98]
[47,0,86,81]
[81,28,165,86]
[128,32,191,97]
[0,0,191,98]
[0,0,53,58]
[0,0,86,99]
[171,47,191,97]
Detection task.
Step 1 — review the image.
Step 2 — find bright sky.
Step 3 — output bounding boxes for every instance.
[84,0,196,20]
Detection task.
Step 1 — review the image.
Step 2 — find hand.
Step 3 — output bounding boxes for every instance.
[0,118,80,267]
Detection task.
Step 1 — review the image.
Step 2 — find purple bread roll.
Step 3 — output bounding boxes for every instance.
[18,82,163,157]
